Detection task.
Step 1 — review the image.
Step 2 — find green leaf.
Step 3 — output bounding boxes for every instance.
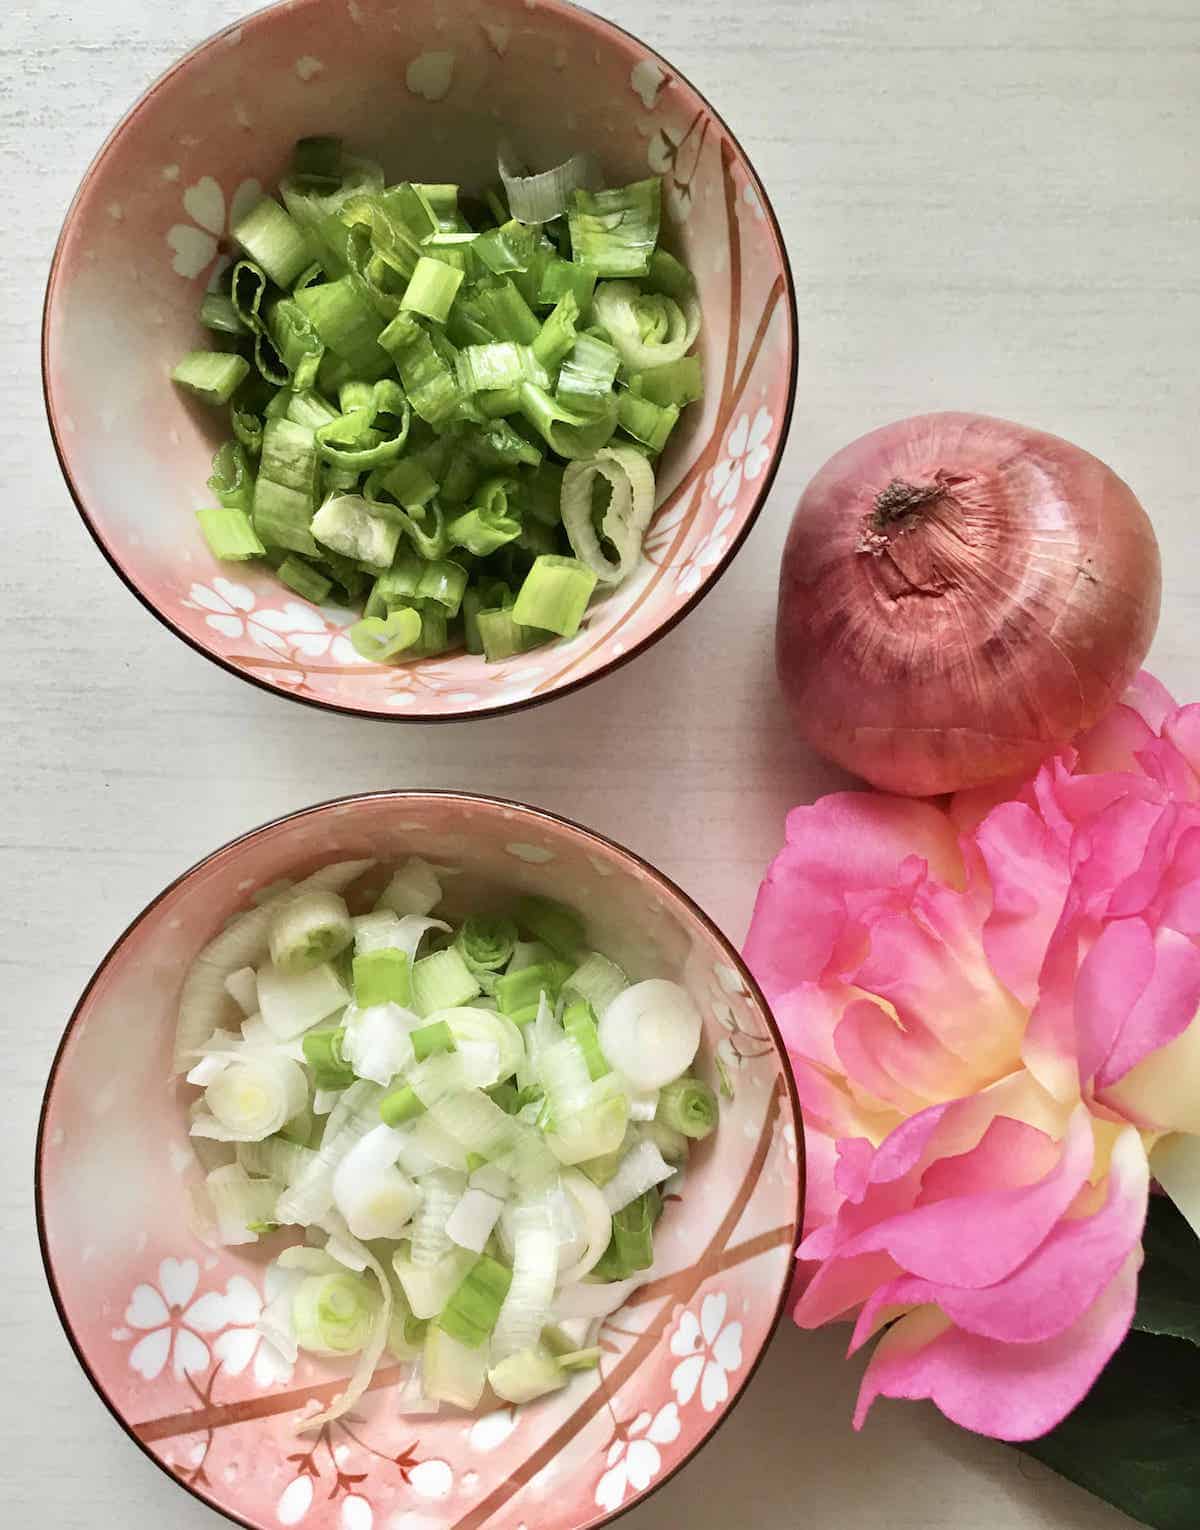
[1019,1198,1200,1530]
[1020,1332,1200,1530]
[1134,1195,1200,1346]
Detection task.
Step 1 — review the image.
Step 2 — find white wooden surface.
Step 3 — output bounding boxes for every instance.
[6,0,1198,1524]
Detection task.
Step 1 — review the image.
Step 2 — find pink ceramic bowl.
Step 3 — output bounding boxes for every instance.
[43,0,797,721]
[38,792,803,1530]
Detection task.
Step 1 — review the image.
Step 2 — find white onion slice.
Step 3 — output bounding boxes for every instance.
[498,141,601,224]
[602,1140,674,1214]
[173,859,373,1073]
[342,1002,419,1085]
[561,445,657,586]
[598,979,702,1091]
[446,1186,505,1253]
[557,1169,614,1285]
[332,1124,421,1242]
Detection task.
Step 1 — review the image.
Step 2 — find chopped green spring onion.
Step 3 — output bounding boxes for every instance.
[412,1020,455,1061]
[512,555,597,638]
[402,255,465,323]
[348,607,422,662]
[413,947,481,1015]
[379,1085,427,1127]
[172,350,250,406]
[437,1254,512,1346]
[657,1075,719,1139]
[514,896,586,959]
[277,555,333,603]
[495,962,572,1017]
[196,506,265,562]
[563,1002,608,1080]
[568,178,661,277]
[353,948,412,1007]
[456,916,518,974]
[303,1027,355,1090]
[199,292,249,335]
[233,196,314,288]
[176,141,704,667]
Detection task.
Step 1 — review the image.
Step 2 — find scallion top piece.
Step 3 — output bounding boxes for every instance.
[172,138,706,666]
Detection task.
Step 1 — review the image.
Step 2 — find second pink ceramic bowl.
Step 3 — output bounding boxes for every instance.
[43,0,797,720]
[38,792,802,1530]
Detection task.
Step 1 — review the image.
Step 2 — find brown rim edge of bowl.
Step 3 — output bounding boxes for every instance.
[35,788,805,1530]
[41,0,800,726]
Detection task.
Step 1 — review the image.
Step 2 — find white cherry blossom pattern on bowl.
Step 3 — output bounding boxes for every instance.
[38,791,802,1530]
[44,0,796,720]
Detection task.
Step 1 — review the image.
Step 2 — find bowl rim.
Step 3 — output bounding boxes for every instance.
[41,0,799,725]
[35,788,805,1530]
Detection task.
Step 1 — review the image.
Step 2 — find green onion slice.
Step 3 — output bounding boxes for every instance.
[560,443,657,584]
[498,142,601,225]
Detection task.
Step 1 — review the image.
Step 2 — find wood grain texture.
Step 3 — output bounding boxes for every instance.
[5,0,1197,1525]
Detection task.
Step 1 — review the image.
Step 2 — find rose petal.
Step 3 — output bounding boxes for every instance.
[831,1107,1094,1288]
[853,1251,1140,1441]
[1073,917,1155,1084]
[974,802,1071,1006]
[1096,925,1200,1087]
[851,1127,1148,1348]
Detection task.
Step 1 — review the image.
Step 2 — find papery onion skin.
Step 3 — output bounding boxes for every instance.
[776,413,1161,795]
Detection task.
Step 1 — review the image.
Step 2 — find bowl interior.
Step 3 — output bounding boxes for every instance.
[39,794,801,1530]
[44,0,795,718]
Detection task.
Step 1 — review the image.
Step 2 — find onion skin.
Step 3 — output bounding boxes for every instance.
[776,413,1161,796]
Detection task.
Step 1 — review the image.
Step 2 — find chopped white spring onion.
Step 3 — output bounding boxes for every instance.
[489,1345,567,1405]
[410,1168,466,1267]
[194,1055,309,1142]
[396,1357,441,1415]
[592,279,701,373]
[293,1270,379,1355]
[238,1135,317,1185]
[297,1238,392,1432]
[378,858,443,917]
[204,1163,280,1244]
[268,888,353,975]
[602,1140,675,1214]
[224,966,260,1016]
[257,961,350,1039]
[407,1113,474,1168]
[446,1185,506,1253]
[342,1001,419,1085]
[628,1090,660,1123]
[492,1200,559,1360]
[469,1162,512,1199]
[557,1169,614,1284]
[424,1326,489,1409]
[551,1276,645,1321]
[598,979,702,1091]
[498,142,601,224]
[187,1100,237,1172]
[173,859,373,1073]
[436,1006,525,1081]
[563,952,627,1017]
[543,1073,630,1166]
[560,445,656,586]
[275,1081,384,1226]
[332,1124,422,1241]
[393,1242,475,1319]
[430,1088,515,1160]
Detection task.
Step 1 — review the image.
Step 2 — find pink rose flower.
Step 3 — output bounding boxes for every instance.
[745,672,1200,1441]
